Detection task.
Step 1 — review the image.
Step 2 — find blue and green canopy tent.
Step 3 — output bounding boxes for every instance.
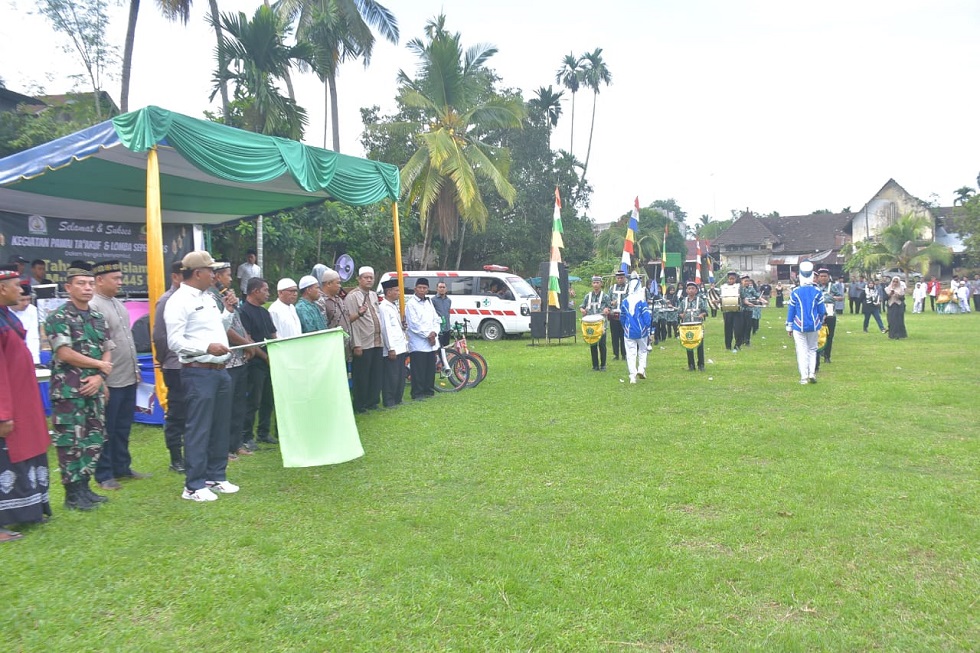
[0,104,403,312]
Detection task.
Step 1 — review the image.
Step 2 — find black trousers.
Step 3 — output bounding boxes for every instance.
[822,315,837,362]
[723,311,738,349]
[608,318,625,357]
[409,350,435,399]
[686,343,704,369]
[95,383,137,482]
[849,297,860,314]
[735,311,752,347]
[226,365,249,453]
[181,367,231,491]
[351,346,383,411]
[929,295,936,311]
[243,359,274,440]
[589,331,607,369]
[162,368,186,462]
[382,352,407,406]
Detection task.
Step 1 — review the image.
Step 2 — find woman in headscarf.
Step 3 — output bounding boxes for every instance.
[886,276,907,339]
[619,273,652,384]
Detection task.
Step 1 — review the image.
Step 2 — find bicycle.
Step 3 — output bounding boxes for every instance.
[403,345,472,392]
[449,319,488,387]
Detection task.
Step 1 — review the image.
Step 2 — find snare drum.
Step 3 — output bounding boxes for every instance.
[581,314,605,344]
[678,322,704,350]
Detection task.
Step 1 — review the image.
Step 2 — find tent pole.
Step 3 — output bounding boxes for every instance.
[257,215,264,275]
[393,202,405,317]
[145,146,168,409]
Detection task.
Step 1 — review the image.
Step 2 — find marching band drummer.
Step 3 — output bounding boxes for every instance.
[580,275,610,371]
[678,281,708,372]
[607,270,628,361]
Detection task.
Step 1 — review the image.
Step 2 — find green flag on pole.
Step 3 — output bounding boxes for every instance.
[267,329,364,467]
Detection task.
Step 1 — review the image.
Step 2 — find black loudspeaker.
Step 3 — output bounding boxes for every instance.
[530,309,577,340]
[537,261,570,310]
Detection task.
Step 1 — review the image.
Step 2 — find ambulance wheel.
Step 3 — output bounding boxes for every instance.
[479,319,504,341]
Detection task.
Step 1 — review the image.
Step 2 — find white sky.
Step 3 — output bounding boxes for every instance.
[2,0,978,229]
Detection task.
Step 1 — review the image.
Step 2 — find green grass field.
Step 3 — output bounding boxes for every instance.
[4,308,978,651]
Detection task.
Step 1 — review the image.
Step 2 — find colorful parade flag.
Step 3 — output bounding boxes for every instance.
[706,240,715,284]
[548,187,565,308]
[267,329,364,467]
[695,239,703,285]
[620,197,640,273]
[660,222,669,295]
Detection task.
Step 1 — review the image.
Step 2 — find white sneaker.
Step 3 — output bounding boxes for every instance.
[206,480,240,494]
[182,487,218,502]
[629,376,637,384]
[800,379,809,385]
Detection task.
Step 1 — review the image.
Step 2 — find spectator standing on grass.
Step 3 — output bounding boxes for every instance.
[89,260,150,491]
[405,277,440,401]
[164,251,240,502]
[269,279,302,339]
[971,274,980,312]
[11,281,40,364]
[239,278,278,446]
[209,262,253,461]
[886,277,908,339]
[296,275,327,333]
[432,281,452,347]
[345,267,383,413]
[0,266,52,541]
[848,276,864,314]
[955,278,971,313]
[861,279,886,333]
[378,279,408,408]
[29,259,53,287]
[317,267,352,363]
[912,281,926,314]
[926,276,939,312]
[153,262,187,472]
[237,250,261,295]
[45,261,113,511]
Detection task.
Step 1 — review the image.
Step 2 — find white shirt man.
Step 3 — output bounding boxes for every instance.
[164,251,238,502]
[268,278,302,339]
[404,278,440,400]
[11,288,40,364]
[378,279,408,407]
[237,252,261,294]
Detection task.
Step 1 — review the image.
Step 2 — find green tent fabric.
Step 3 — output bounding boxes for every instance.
[113,106,399,206]
[0,105,400,225]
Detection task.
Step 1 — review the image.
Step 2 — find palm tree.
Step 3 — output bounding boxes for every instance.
[281,0,398,151]
[954,186,975,206]
[528,85,563,148]
[845,212,952,279]
[120,0,195,113]
[578,47,611,189]
[213,4,314,139]
[398,14,525,265]
[555,53,583,157]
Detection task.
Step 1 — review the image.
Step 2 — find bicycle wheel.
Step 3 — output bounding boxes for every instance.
[435,349,469,392]
[448,351,484,389]
[461,350,488,387]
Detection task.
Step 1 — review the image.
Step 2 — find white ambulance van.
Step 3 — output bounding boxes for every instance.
[377,267,536,340]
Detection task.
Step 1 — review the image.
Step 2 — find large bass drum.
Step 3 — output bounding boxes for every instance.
[678,322,704,350]
[581,314,605,344]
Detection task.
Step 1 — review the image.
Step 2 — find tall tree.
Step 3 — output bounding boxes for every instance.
[555,53,582,158]
[120,0,194,113]
[396,14,525,265]
[212,4,314,139]
[282,0,398,151]
[578,47,611,190]
[37,0,118,120]
[953,185,975,206]
[527,85,562,149]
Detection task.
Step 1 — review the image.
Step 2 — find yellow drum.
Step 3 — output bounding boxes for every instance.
[816,324,829,351]
[582,314,605,344]
[678,322,704,350]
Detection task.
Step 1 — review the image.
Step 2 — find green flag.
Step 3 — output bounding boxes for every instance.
[267,329,363,467]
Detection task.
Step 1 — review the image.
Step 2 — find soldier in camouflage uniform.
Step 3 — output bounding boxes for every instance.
[45,261,114,511]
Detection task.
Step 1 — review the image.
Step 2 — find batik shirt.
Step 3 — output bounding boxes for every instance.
[45,301,113,424]
[677,295,708,324]
[739,285,760,313]
[296,297,327,333]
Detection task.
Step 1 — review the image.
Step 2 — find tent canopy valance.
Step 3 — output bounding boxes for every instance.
[0,105,400,224]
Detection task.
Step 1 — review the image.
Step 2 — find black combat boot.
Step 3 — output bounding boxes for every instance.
[64,481,96,511]
[82,476,109,504]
